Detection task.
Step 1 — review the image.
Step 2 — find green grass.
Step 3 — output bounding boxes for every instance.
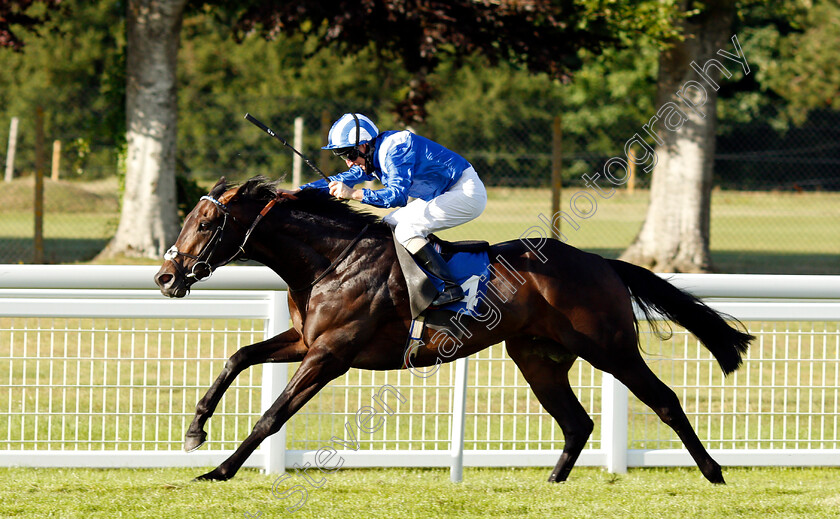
[0,178,119,263]
[0,177,118,213]
[1,466,839,518]
[1,323,838,517]
[0,317,268,452]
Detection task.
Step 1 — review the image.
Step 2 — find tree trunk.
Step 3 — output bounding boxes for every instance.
[101,0,186,259]
[620,1,735,273]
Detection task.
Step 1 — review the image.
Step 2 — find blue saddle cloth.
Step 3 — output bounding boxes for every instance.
[420,246,491,317]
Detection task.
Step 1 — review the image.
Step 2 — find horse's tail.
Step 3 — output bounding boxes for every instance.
[607,259,753,376]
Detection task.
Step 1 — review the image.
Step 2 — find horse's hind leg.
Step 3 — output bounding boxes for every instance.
[184,327,307,452]
[505,337,594,483]
[610,355,725,484]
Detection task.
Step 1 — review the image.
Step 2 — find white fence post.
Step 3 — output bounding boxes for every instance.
[4,117,19,182]
[601,373,628,474]
[261,291,290,474]
[292,117,303,186]
[450,356,469,482]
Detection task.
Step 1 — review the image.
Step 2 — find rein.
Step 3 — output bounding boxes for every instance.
[166,192,370,292]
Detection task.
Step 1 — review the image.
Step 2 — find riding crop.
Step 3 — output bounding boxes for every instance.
[244,113,331,181]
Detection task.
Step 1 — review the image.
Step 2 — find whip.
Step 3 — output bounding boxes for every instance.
[244,113,330,181]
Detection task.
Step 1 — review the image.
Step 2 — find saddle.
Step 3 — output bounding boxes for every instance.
[427,235,489,262]
[392,231,490,320]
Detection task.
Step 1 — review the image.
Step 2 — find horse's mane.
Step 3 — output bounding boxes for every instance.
[217,175,385,231]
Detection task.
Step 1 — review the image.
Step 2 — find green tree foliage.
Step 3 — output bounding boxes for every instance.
[747,0,840,124]
[217,0,680,122]
[0,0,124,177]
[712,0,840,132]
[6,1,835,191]
[0,0,62,49]
[173,10,660,186]
[712,0,840,190]
[2,0,675,187]
[175,13,410,181]
[422,46,658,185]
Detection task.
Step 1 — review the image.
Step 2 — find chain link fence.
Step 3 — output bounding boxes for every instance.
[0,99,838,273]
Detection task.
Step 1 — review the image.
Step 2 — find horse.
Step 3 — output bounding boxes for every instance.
[154,175,753,484]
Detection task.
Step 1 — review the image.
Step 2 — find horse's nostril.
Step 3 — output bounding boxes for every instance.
[157,273,173,287]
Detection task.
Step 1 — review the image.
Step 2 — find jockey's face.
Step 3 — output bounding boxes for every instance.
[344,143,368,169]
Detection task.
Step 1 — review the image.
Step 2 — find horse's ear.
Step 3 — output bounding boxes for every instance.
[209,177,227,198]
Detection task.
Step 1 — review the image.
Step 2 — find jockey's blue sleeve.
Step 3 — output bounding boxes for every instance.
[358,137,414,208]
[299,165,373,191]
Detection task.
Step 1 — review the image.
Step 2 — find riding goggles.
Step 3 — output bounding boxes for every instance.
[332,147,360,160]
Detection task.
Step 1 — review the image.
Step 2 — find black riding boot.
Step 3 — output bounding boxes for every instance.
[412,243,465,306]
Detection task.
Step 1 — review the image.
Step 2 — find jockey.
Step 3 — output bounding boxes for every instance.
[299,113,487,306]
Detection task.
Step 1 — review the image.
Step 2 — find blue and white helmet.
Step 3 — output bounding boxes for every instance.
[322,113,379,150]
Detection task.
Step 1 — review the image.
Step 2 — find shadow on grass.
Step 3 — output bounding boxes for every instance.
[0,238,109,264]
[710,250,839,275]
[586,248,839,275]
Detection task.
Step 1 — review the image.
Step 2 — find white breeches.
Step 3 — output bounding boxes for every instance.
[384,167,487,250]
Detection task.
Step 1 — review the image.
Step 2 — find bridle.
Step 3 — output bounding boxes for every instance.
[164,192,286,283]
[164,192,369,292]
[163,195,245,283]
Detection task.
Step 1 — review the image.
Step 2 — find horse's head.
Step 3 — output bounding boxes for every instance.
[154,177,253,297]
[155,174,383,297]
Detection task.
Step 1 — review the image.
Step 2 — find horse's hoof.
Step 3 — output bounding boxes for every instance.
[184,431,207,452]
[192,469,228,482]
[705,463,726,485]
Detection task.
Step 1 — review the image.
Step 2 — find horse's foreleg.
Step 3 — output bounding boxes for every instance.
[184,327,308,452]
[194,346,350,481]
[505,338,594,483]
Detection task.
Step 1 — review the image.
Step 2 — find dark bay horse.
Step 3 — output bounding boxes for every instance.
[154,176,753,484]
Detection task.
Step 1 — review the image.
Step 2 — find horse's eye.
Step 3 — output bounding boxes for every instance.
[198,221,212,232]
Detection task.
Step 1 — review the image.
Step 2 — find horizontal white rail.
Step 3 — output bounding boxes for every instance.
[286,449,606,468]
[703,301,840,321]
[0,265,288,290]
[0,292,273,319]
[0,451,265,469]
[630,449,840,467]
[2,265,837,298]
[665,273,840,299]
